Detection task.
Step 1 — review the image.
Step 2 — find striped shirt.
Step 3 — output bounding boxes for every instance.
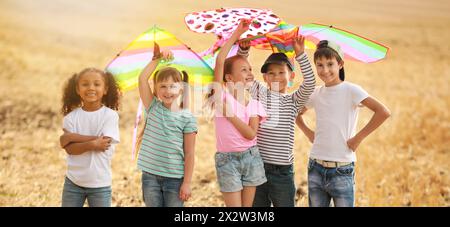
[240,49,316,165]
[137,98,197,178]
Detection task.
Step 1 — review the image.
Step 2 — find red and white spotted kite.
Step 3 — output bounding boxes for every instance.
[184,7,281,40]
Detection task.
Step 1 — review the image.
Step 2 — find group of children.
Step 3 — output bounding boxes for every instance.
[59,19,390,207]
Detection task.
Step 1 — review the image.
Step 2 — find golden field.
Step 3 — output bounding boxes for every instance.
[0,0,448,206]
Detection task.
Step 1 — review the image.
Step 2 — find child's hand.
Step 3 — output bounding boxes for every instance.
[239,39,251,51]
[298,107,307,115]
[235,18,251,36]
[92,136,112,151]
[160,50,174,62]
[152,42,162,61]
[347,135,362,152]
[293,34,305,56]
[179,182,191,202]
[60,128,72,148]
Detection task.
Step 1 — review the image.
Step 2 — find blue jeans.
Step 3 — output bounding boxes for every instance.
[61,177,111,207]
[253,163,296,207]
[141,172,184,207]
[308,159,355,207]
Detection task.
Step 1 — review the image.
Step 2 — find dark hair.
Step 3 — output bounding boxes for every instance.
[61,68,121,115]
[260,52,294,73]
[314,44,345,81]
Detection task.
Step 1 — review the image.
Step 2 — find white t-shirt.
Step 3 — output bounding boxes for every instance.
[306,82,369,162]
[62,106,120,188]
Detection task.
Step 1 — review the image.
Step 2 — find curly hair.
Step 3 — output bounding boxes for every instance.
[61,68,121,116]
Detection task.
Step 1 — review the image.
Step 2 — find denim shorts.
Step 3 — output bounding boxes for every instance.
[215,146,267,192]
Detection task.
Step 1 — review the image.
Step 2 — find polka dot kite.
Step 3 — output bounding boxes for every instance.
[184,7,281,39]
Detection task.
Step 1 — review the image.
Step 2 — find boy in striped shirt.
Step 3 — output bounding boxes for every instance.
[238,35,315,207]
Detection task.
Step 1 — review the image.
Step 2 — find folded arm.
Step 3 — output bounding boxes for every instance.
[60,130,112,155]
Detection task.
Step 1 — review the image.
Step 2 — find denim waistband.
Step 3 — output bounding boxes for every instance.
[217,146,258,156]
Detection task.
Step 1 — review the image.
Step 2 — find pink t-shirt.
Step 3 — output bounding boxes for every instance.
[215,91,267,152]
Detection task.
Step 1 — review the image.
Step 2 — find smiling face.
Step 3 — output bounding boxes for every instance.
[263,63,294,93]
[155,75,183,109]
[76,71,107,110]
[225,57,254,86]
[314,56,343,87]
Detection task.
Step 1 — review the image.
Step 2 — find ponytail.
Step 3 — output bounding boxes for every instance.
[180,71,189,109]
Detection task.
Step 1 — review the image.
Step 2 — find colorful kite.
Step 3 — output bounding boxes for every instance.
[299,23,390,63]
[198,37,239,69]
[105,26,215,160]
[244,21,299,58]
[185,7,281,40]
[106,26,214,92]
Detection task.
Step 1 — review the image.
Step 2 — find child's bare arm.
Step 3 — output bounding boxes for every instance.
[179,132,196,201]
[347,96,391,151]
[296,108,315,143]
[214,19,251,83]
[138,43,173,110]
[227,116,260,140]
[60,129,98,148]
[63,137,112,155]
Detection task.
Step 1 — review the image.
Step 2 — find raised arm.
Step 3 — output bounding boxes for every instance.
[138,43,173,110]
[292,35,316,108]
[347,96,391,151]
[214,19,251,83]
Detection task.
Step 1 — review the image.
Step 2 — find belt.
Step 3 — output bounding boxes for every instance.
[313,159,353,168]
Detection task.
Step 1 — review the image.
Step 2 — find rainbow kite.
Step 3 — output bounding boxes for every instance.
[106,26,214,92]
[299,23,389,63]
[105,26,215,161]
[260,21,299,58]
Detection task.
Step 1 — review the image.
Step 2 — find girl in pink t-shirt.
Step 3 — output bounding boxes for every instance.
[206,19,267,207]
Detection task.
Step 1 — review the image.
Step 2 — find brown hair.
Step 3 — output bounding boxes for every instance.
[205,55,248,110]
[152,67,189,109]
[61,68,121,116]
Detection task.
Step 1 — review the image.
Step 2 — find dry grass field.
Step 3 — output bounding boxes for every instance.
[0,0,449,206]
